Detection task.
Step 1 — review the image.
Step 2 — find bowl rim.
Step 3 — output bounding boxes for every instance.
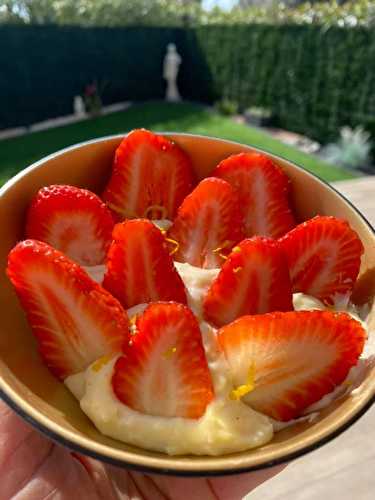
[0,132,374,477]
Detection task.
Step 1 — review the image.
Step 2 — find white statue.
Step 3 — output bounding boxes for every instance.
[163,43,182,102]
[73,95,86,117]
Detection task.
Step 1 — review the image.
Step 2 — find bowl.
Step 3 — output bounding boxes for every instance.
[0,133,374,476]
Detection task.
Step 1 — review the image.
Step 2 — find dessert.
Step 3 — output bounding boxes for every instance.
[6,128,372,456]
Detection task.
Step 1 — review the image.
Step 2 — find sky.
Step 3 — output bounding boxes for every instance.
[202,0,237,11]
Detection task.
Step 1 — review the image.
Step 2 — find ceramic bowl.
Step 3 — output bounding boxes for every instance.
[0,133,374,476]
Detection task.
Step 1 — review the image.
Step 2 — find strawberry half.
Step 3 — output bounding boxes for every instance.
[167,177,243,269]
[218,311,365,421]
[103,219,187,309]
[26,184,115,266]
[102,129,195,220]
[112,302,214,418]
[203,237,293,327]
[212,152,295,238]
[279,216,363,304]
[7,240,129,379]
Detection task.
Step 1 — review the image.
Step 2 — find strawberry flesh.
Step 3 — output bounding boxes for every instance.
[279,216,364,304]
[218,310,366,421]
[212,152,295,238]
[102,129,195,220]
[112,302,214,418]
[26,184,115,266]
[103,219,187,309]
[167,177,243,269]
[203,237,293,327]
[7,240,129,379]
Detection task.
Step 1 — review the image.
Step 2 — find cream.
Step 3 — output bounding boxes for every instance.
[65,321,273,456]
[73,254,374,455]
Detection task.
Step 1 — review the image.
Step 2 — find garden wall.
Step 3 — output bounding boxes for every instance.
[1,24,374,144]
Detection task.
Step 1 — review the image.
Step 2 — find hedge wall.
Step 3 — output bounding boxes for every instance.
[0,25,184,129]
[1,24,374,144]
[189,25,375,143]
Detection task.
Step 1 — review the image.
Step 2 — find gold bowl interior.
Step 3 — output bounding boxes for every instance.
[0,133,374,476]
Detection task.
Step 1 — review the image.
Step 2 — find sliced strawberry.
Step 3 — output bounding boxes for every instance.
[203,237,293,327]
[218,311,365,421]
[7,240,129,379]
[167,177,243,269]
[103,219,187,309]
[26,184,115,266]
[279,216,363,304]
[212,152,295,238]
[112,302,214,418]
[102,129,195,220]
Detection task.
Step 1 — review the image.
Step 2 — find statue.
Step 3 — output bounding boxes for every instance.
[73,95,85,117]
[163,43,182,102]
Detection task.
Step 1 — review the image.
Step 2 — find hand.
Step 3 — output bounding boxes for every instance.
[0,399,286,499]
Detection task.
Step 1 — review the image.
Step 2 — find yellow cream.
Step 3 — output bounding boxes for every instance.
[70,257,373,455]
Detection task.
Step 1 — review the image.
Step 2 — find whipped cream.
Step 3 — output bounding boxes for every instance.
[73,239,374,455]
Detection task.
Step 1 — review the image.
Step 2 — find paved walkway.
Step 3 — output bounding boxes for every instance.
[247,176,375,500]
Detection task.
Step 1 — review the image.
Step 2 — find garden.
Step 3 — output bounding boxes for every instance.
[0,0,374,185]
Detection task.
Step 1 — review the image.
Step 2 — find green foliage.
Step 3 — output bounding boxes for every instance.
[190,24,375,144]
[0,23,374,149]
[1,1,375,27]
[215,98,239,116]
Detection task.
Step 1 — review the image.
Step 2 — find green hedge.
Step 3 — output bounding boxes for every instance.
[1,24,374,146]
[0,25,185,129]
[189,25,375,143]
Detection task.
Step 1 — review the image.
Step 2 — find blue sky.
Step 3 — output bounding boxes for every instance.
[202,0,237,11]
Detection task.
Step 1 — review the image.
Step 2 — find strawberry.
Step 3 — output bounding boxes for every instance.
[103,219,187,309]
[212,152,295,238]
[102,129,195,220]
[112,302,214,418]
[167,177,243,269]
[217,311,365,421]
[203,237,293,327]
[7,240,129,379]
[26,184,115,266]
[279,216,363,304]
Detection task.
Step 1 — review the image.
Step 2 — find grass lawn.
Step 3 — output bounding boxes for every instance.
[0,102,355,186]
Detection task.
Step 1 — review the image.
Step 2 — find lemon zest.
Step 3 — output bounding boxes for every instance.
[144,205,168,220]
[129,315,138,335]
[92,355,112,373]
[163,346,177,359]
[165,237,180,256]
[230,363,256,400]
[212,240,232,261]
[232,246,241,253]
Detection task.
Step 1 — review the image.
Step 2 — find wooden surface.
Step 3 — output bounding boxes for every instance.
[247,177,375,500]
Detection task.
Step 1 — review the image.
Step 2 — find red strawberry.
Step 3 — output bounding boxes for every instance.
[7,240,129,379]
[279,216,363,304]
[112,302,214,418]
[203,237,293,327]
[217,311,365,421]
[167,177,243,269]
[26,184,115,266]
[212,152,295,238]
[103,219,187,309]
[102,129,195,220]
